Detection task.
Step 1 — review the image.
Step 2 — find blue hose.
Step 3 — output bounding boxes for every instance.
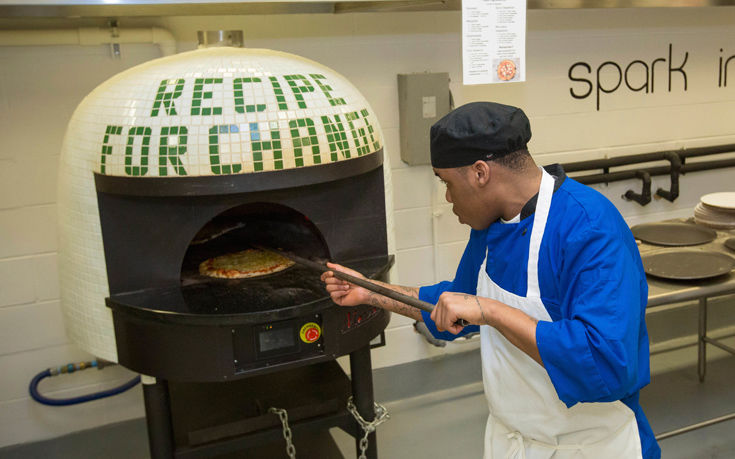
[29,369,141,406]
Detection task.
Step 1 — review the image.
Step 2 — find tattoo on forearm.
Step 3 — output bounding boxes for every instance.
[396,285,418,297]
[367,291,420,319]
[475,296,487,325]
[458,294,486,325]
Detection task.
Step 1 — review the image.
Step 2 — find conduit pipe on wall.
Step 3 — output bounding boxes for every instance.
[0,27,177,55]
[561,144,735,206]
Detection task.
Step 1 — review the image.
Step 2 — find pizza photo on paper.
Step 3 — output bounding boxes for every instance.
[494,58,519,82]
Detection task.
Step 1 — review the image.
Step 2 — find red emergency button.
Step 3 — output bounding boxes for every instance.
[300,322,321,343]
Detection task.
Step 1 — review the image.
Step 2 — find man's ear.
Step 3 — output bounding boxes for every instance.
[472,160,491,186]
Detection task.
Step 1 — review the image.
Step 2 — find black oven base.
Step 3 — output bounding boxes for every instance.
[111,304,389,382]
[143,345,379,459]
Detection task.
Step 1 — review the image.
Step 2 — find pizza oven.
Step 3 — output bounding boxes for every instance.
[58,46,393,458]
[96,156,391,382]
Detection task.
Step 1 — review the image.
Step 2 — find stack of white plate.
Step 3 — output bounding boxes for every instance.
[694,192,735,229]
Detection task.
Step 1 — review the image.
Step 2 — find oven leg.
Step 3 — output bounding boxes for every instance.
[698,298,708,383]
[141,375,175,459]
[349,344,378,459]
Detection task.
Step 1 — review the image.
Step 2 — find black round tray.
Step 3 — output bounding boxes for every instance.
[643,250,735,281]
[631,222,717,246]
[725,237,735,252]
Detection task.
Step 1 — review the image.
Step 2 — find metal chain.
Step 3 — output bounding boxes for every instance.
[269,406,296,459]
[346,396,390,459]
[268,398,388,459]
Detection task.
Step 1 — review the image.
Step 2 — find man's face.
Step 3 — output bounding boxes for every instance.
[434,166,489,230]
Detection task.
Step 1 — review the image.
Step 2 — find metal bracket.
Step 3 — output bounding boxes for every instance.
[108,19,121,59]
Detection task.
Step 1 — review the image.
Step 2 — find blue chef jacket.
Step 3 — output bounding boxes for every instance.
[418,165,661,459]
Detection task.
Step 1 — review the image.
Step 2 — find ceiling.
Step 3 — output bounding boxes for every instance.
[1,0,734,18]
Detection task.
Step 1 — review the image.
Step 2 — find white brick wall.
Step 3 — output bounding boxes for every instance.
[0,43,163,448]
[0,6,734,448]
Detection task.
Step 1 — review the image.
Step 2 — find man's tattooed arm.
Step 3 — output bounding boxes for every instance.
[363,282,423,321]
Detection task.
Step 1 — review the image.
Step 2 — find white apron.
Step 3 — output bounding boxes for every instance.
[478,169,642,459]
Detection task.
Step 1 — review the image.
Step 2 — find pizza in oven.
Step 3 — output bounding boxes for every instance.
[199,248,295,279]
[497,59,517,81]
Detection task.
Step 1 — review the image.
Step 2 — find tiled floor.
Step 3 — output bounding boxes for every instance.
[3,342,735,458]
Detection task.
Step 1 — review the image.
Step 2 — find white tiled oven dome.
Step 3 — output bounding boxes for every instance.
[57,48,384,361]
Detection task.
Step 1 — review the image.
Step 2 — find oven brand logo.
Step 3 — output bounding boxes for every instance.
[97,73,381,177]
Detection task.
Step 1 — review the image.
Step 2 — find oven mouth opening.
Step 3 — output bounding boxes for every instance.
[106,202,394,325]
[177,203,332,314]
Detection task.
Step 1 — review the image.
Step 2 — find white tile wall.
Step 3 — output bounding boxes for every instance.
[371,323,480,369]
[0,344,134,402]
[394,207,433,250]
[386,310,417,329]
[433,203,471,245]
[0,375,144,448]
[434,242,468,283]
[32,254,61,302]
[391,165,435,210]
[0,159,16,207]
[394,245,435,287]
[0,301,68,355]
[0,257,36,307]
[0,6,734,448]
[0,206,58,258]
[0,156,59,209]
[382,127,406,170]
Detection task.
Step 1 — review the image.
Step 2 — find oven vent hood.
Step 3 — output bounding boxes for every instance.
[1,0,734,18]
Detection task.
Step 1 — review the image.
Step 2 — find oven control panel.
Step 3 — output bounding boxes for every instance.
[232,315,324,374]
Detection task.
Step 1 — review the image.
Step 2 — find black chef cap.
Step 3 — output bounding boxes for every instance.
[430,102,532,169]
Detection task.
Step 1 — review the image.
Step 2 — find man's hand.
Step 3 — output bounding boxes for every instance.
[432,291,544,366]
[321,263,424,321]
[320,262,370,307]
[431,292,485,334]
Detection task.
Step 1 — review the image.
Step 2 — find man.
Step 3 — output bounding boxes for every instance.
[321,102,660,458]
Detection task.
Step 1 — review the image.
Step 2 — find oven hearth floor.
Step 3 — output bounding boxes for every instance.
[3,343,735,458]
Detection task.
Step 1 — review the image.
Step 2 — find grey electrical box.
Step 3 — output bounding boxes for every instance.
[397,72,450,166]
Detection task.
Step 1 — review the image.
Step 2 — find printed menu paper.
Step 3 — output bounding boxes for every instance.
[462,0,526,85]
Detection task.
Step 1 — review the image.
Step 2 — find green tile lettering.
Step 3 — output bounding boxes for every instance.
[283,74,314,109]
[191,78,223,116]
[345,110,379,157]
[310,74,345,106]
[321,114,351,161]
[125,126,152,176]
[361,108,381,151]
[151,79,185,116]
[208,125,242,175]
[269,76,289,110]
[158,126,187,176]
[99,125,123,174]
[233,78,266,114]
[250,122,283,171]
[289,117,320,167]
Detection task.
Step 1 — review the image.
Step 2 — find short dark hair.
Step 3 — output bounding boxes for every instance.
[491,148,532,171]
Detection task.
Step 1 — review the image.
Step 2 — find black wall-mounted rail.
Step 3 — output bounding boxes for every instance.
[559,144,735,206]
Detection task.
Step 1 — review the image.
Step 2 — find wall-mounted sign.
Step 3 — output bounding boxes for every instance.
[462,0,526,85]
[567,44,735,111]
